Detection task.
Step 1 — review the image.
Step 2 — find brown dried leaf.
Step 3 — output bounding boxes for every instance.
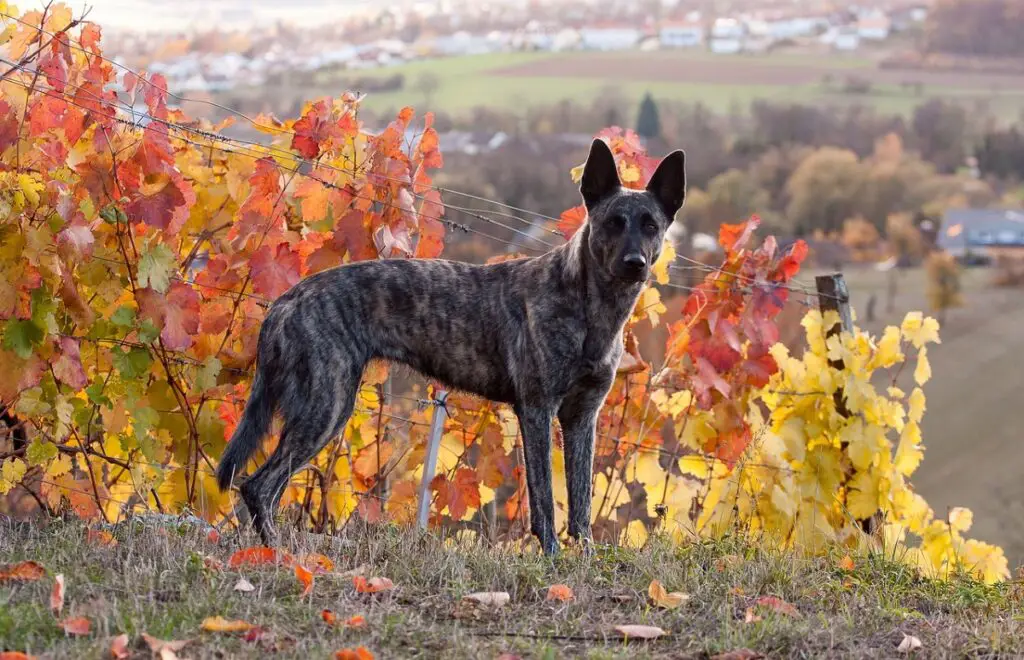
[611,624,666,640]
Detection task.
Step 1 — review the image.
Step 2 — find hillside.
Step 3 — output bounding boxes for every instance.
[1,519,1022,659]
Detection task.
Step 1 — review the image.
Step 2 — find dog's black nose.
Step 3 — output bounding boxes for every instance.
[622,254,647,269]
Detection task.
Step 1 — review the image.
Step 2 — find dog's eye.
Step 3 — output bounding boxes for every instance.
[609,215,626,232]
[641,217,659,235]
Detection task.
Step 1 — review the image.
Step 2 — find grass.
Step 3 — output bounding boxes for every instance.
[2,516,1023,658]
[275,50,1024,119]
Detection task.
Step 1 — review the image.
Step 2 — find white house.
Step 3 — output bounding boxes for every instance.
[659,21,704,48]
[709,17,745,54]
[857,12,891,40]
[579,24,642,51]
[833,26,861,51]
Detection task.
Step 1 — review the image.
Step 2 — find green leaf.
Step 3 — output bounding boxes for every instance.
[194,357,222,393]
[85,381,112,407]
[138,318,161,345]
[99,204,122,225]
[137,243,177,293]
[2,319,44,359]
[110,305,136,327]
[113,346,153,379]
[14,387,51,417]
[25,438,58,466]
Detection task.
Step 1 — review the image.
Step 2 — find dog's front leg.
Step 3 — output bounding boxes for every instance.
[558,377,612,551]
[515,404,559,556]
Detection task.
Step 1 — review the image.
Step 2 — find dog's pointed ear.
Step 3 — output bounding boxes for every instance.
[646,149,686,221]
[580,139,621,209]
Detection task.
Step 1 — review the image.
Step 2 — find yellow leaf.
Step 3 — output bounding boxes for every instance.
[619,164,641,184]
[914,347,931,386]
[871,326,903,369]
[545,584,574,602]
[900,312,941,349]
[907,388,926,424]
[652,240,675,285]
[948,507,973,533]
[200,616,255,633]
[894,422,923,476]
[0,457,27,495]
[647,579,689,609]
[569,163,585,184]
[838,555,855,571]
[847,471,880,519]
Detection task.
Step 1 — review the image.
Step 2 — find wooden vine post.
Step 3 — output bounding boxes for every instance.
[815,273,880,535]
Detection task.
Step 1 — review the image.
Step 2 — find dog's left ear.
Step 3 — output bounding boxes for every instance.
[646,150,686,221]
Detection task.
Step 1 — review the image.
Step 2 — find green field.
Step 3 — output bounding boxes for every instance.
[326,50,1024,119]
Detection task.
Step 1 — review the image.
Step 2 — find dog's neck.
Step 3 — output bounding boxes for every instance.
[559,223,645,335]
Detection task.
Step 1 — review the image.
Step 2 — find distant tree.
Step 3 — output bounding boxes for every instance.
[784,147,868,234]
[911,99,968,173]
[925,251,963,323]
[636,92,662,142]
[925,0,1024,58]
[706,168,771,229]
[414,72,441,108]
[976,127,1024,180]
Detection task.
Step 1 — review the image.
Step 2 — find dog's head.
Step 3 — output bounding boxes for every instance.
[579,138,685,284]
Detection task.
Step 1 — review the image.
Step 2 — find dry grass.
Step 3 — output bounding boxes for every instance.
[2,515,1022,659]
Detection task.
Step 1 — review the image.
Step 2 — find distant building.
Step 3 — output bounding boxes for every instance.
[937,209,1024,262]
[857,12,892,40]
[579,23,641,51]
[833,26,861,51]
[659,21,704,48]
[709,17,744,54]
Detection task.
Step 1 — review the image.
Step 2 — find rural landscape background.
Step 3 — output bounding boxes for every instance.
[3,0,1024,656]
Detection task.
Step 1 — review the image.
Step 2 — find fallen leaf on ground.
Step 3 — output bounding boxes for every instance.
[897,634,923,653]
[109,634,130,659]
[334,647,374,660]
[345,615,367,628]
[299,553,335,573]
[202,555,223,572]
[0,653,37,660]
[462,591,510,607]
[353,576,394,593]
[50,574,65,615]
[141,633,191,660]
[228,547,293,568]
[206,529,221,544]
[648,579,689,609]
[60,616,91,636]
[744,607,762,623]
[322,609,338,625]
[546,584,574,602]
[295,564,314,597]
[201,615,256,633]
[754,595,801,618]
[339,563,369,578]
[838,555,855,571]
[711,650,765,660]
[86,529,117,546]
[611,624,666,640]
[233,577,256,592]
[243,626,272,643]
[0,560,45,582]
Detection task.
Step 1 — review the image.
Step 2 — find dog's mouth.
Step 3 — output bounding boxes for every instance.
[614,265,649,283]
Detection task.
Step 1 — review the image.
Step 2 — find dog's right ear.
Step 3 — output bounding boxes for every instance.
[580,139,621,210]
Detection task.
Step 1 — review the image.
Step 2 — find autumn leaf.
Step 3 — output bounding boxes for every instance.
[295,564,314,598]
[228,547,293,568]
[51,337,87,390]
[321,609,338,625]
[201,616,256,633]
[897,634,922,653]
[233,577,256,593]
[557,204,587,239]
[333,648,374,660]
[345,615,367,628]
[838,555,855,572]
[109,634,130,659]
[250,242,302,299]
[50,574,65,615]
[299,553,335,574]
[611,624,666,640]
[462,591,510,607]
[86,529,118,547]
[60,616,91,636]
[647,579,689,609]
[137,243,176,293]
[754,595,801,618]
[0,560,45,582]
[206,529,221,544]
[545,584,574,602]
[141,633,191,659]
[353,576,394,594]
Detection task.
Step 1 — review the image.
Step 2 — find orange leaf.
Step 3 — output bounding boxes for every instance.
[353,576,394,594]
[557,205,587,239]
[647,579,690,609]
[295,564,314,598]
[0,560,45,582]
[838,555,855,571]
[141,633,191,659]
[299,553,335,574]
[109,633,130,659]
[754,595,801,618]
[206,529,221,544]
[60,616,91,636]
[321,609,337,625]
[545,584,574,602]
[201,615,256,633]
[228,547,293,568]
[86,529,117,547]
[50,574,65,616]
[334,647,374,660]
[0,653,37,660]
[345,615,367,628]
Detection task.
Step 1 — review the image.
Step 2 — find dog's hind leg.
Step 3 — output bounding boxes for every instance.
[240,368,360,546]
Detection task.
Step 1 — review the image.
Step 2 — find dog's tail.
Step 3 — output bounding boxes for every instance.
[216,369,273,491]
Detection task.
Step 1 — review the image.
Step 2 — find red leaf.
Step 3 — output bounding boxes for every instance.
[250,242,301,300]
[333,210,377,262]
[352,576,394,594]
[230,158,284,248]
[50,574,65,615]
[345,615,367,628]
[719,216,760,253]
[755,595,801,618]
[558,205,587,239]
[291,100,342,159]
[51,336,87,389]
[56,221,95,261]
[321,609,338,625]
[0,560,46,582]
[138,282,201,351]
[228,547,294,568]
[430,468,481,521]
[334,648,374,660]
[109,633,130,659]
[415,190,445,258]
[199,300,233,335]
[295,564,314,598]
[80,23,102,51]
[60,616,91,636]
[126,171,195,236]
[774,240,808,282]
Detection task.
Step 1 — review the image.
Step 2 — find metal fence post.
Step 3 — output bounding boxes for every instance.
[416,390,447,530]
